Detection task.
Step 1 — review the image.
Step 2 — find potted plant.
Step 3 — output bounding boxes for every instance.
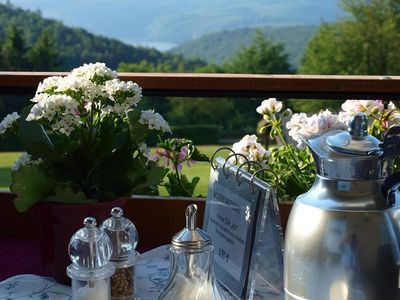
[231,98,400,226]
[0,62,208,283]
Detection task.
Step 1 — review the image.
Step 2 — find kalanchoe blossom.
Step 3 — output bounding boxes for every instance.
[102,79,142,114]
[35,76,64,95]
[71,62,118,83]
[287,110,345,148]
[26,94,82,136]
[232,134,270,164]
[256,98,283,115]
[139,109,171,133]
[105,79,142,102]
[0,112,20,134]
[11,152,42,172]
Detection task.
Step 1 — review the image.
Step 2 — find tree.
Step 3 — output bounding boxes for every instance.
[195,63,226,73]
[1,24,28,70]
[300,0,400,75]
[223,29,292,74]
[26,29,60,71]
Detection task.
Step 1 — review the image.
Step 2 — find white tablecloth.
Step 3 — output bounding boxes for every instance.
[0,245,171,300]
[0,245,280,300]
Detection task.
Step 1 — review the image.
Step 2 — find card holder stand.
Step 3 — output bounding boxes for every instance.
[203,148,284,299]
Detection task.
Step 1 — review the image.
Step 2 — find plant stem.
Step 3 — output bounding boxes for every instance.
[173,161,191,197]
[270,113,303,175]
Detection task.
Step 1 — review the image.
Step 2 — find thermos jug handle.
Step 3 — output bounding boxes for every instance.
[381,126,400,206]
[379,125,400,160]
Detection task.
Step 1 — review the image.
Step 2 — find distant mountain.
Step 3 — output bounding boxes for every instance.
[2,0,341,47]
[0,3,202,70]
[170,26,318,69]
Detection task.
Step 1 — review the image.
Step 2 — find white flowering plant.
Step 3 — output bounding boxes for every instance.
[0,63,207,212]
[233,98,400,201]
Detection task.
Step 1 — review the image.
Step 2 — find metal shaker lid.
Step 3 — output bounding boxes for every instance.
[326,113,381,156]
[171,204,211,251]
[68,217,113,269]
[100,207,138,262]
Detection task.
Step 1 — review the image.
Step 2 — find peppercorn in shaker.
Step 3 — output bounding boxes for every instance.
[100,207,140,300]
[67,217,115,300]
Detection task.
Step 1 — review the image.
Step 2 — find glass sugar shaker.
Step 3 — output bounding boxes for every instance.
[67,217,115,300]
[159,204,224,300]
[100,207,140,300]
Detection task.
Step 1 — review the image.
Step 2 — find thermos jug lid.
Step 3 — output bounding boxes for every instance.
[304,113,388,180]
[326,113,381,156]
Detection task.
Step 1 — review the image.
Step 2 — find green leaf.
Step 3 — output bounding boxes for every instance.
[165,173,200,197]
[127,109,141,122]
[11,164,56,212]
[96,118,115,153]
[44,182,93,204]
[190,147,210,162]
[146,163,168,186]
[127,109,147,144]
[113,131,128,150]
[19,107,54,156]
[286,175,308,198]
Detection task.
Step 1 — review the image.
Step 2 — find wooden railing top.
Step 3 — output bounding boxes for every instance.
[1,72,400,99]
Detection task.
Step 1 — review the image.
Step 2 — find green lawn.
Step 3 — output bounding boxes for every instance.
[0,145,232,196]
[0,152,20,190]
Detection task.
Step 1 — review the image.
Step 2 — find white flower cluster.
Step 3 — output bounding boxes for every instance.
[256,98,283,115]
[27,94,82,136]
[36,75,106,101]
[27,62,144,135]
[71,62,118,82]
[287,110,345,148]
[11,152,43,171]
[0,112,20,134]
[139,110,171,133]
[338,100,400,126]
[232,134,270,164]
[103,79,142,115]
[338,100,384,125]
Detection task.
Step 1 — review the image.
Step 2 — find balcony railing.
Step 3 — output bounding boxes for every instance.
[1,72,400,99]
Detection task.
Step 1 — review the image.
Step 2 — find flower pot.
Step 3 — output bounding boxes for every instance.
[278,201,293,234]
[37,199,127,285]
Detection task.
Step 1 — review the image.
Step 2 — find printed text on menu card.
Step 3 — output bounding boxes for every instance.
[206,183,251,281]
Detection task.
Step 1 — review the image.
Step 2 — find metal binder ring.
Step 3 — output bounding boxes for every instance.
[222,153,249,178]
[235,160,263,186]
[249,167,279,194]
[211,147,236,170]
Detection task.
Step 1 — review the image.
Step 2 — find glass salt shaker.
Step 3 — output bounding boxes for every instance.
[67,217,115,300]
[159,204,224,300]
[100,207,140,300]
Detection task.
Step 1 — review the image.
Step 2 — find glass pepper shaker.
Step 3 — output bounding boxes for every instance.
[100,207,140,300]
[67,217,115,300]
[159,204,224,300]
